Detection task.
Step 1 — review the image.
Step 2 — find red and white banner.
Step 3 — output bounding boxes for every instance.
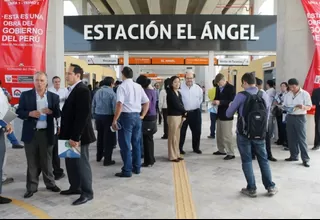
[301,0,320,114]
[0,0,49,104]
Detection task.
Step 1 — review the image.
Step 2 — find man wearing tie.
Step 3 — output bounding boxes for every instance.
[59,64,96,206]
[16,71,61,198]
[179,72,204,154]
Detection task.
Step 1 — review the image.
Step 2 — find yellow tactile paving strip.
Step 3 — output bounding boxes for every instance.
[173,160,197,219]
[11,199,52,219]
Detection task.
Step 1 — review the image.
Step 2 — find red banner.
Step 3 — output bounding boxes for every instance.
[301,0,320,114]
[0,0,49,104]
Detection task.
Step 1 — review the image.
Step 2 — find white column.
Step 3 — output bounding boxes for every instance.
[46,0,64,87]
[123,51,129,67]
[206,51,216,98]
[276,0,315,145]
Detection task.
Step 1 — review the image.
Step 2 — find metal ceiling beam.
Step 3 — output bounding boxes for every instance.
[225,0,250,15]
[147,0,161,14]
[105,0,124,14]
[90,0,111,14]
[116,0,135,14]
[222,0,237,14]
[175,0,189,14]
[200,0,219,14]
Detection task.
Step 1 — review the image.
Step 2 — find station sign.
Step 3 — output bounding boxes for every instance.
[87,57,118,65]
[64,15,277,52]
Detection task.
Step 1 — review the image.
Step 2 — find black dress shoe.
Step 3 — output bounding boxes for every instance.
[141,163,154,167]
[268,157,277,162]
[213,151,227,156]
[178,157,184,161]
[24,190,37,199]
[115,173,132,178]
[161,136,168,139]
[303,161,310,167]
[207,136,215,139]
[180,150,186,155]
[60,189,82,195]
[46,186,61,192]
[285,158,299,162]
[54,173,65,181]
[72,196,93,206]
[224,155,235,160]
[103,160,116,166]
[12,144,24,149]
[194,150,202,154]
[312,146,320,151]
[0,196,12,204]
[171,159,180,163]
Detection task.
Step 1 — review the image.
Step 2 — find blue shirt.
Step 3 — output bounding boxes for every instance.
[92,86,116,116]
[226,87,270,118]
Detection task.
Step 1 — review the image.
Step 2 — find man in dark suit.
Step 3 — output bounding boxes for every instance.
[16,71,61,199]
[312,87,320,150]
[59,64,96,206]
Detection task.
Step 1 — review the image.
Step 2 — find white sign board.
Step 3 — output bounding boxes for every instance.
[87,57,118,65]
[262,61,274,69]
[218,58,249,66]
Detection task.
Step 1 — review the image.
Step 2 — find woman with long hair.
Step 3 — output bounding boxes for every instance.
[166,76,187,162]
[136,75,157,167]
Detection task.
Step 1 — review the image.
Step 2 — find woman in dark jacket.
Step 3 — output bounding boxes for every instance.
[166,76,187,162]
[136,75,157,167]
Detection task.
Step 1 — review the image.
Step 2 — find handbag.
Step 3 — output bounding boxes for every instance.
[142,120,157,135]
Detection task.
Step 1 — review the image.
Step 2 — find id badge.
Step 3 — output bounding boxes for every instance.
[39,114,47,121]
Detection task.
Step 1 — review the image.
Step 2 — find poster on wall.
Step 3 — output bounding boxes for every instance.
[301,0,320,114]
[0,0,49,104]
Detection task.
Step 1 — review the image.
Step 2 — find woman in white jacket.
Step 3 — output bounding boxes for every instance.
[159,78,170,139]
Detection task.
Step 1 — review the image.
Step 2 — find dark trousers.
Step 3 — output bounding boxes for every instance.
[24,130,55,192]
[179,109,202,152]
[276,115,287,144]
[53,135,64,178]
[96,115,116,163]
[287,115,310,162]
[156,101,162,124]
[210,113,217,137]
[314,112,320,147]
[142,120,157,165]
[162,108,168,138]
[265,117,274,158]
[65,144,93,198]
[0,131,5,194]
[118,113,142,176]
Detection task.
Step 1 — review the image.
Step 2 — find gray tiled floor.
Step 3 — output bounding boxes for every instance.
[1,114,320,219]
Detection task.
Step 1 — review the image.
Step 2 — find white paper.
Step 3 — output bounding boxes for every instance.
[2,108,17,123]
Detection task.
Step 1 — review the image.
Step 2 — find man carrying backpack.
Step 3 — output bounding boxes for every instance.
[226,73,277,198]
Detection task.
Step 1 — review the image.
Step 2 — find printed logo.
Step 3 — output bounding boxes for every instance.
[11,87,32,98]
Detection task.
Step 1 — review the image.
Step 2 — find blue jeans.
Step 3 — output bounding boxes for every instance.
[118,113,142,176]
[210,113,217,137]
[237,134,276,190]
[7,132,19,145]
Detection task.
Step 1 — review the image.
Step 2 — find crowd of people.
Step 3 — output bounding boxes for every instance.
[0,65,319,205]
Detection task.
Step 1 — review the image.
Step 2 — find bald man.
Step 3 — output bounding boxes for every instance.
[179,73,203,154]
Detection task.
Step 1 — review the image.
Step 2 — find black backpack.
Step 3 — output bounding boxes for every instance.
[237,90,268,140]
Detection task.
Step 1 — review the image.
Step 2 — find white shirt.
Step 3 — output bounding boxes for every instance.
[283,88,312,115]
[0,89,10,121]
[266,88,276,107]
[36,91,48,129]
[68,80,82,96]
[159,89,167,109]
[180,83,203,111]
[116,79,149,113]
[48,86,68,110]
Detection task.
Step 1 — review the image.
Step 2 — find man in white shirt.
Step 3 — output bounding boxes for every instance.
[112,67,150,178]
[48,76,68,180]
[0,88,14,204]
[283,78,312,167]
[179,72,203,154]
